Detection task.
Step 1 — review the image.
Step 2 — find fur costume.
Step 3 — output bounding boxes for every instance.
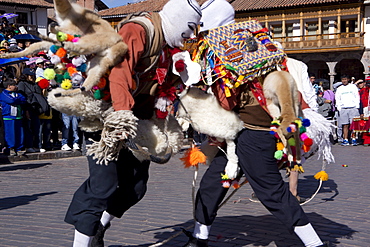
[177,87,244,179]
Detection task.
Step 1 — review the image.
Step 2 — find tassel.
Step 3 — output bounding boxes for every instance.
[314,170,329,181]
[180,146,207,168]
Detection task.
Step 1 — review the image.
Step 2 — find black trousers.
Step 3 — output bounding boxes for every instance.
[64,132,150,236]
[195,128,309,233]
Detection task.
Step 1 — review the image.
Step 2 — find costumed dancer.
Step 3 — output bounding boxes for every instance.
[182,0,328,246]
[64,0,202,246]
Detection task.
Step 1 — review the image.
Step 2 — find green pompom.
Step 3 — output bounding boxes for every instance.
[55,74,64,84]
[93,89,103,99]
[288,138,296,146]
[57,31,67,42]
[44,68,56,80]
[274,150,283,160]
[63,71,71,79]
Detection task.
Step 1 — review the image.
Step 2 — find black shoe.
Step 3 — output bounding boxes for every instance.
[182,229,208,247]
[91,222,110,247]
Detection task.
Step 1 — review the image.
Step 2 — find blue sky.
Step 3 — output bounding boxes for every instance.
[103,0,142,8]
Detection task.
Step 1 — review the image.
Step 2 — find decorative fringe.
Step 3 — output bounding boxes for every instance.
[180,146,207,168]
[314,170,329,181]
[86,110,138,165]
[302,108,335,164]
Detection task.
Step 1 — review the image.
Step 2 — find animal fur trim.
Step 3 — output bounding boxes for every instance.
[302,108,335,164]
[86,110,138,165]
[132,115,184,162]
[178,87,244,179]
[48,87,111,128]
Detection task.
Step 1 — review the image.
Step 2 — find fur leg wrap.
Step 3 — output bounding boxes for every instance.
[224,140,239,180]
[86,110,138,165]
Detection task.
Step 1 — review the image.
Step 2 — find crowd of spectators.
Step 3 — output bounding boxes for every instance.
[0,18,83,156]
[311,73,370,146]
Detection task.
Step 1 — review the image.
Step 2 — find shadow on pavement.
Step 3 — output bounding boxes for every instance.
[0,162,51,172]
[0,191,57,210]
[299,175,339,202]
[131,212,356,247]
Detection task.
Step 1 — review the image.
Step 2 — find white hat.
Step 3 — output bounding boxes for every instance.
[9,38,17,44]
[200,0,235,32]
[36,58,44,64]
[159,0,202,48]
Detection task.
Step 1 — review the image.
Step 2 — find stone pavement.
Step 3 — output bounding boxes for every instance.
[0,144,369,247]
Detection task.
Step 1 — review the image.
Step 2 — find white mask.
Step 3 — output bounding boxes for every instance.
[159,0,202,48]
[200,0,235,32]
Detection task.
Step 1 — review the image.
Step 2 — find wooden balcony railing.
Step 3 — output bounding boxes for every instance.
[273,32,364,52]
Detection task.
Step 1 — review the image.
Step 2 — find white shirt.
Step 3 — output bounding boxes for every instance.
[335,83,359,111]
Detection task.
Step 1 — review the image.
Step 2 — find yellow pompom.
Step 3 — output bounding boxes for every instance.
[314,171,329,181]
[61,79,72,90]
[180,147,206,168]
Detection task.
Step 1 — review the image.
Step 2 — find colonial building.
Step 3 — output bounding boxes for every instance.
[0,0,108,36]
[0,0,53,35]
[100,0,370,87]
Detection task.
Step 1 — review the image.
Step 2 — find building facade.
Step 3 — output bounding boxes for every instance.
[100,0,370,87]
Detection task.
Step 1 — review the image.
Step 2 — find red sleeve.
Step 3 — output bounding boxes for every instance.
[109,22,147,111]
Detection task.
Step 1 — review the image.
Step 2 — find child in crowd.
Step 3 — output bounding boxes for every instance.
[0,78,26,156]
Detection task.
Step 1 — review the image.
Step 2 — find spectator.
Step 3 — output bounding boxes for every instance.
[358,77,370,145]
[17,68,44,153]
[8,38,20,52]
[335,74,360,146]
[318,80,335,119]
[38,84,52,152]
[0,78,26,156]
[0,46,7,54]
[24,41,31,49]
[35,58,45,79]
[0,40,9,50]
[61,113,80,151]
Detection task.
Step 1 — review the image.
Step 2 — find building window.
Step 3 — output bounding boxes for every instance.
[306,22,318,40]
[15,12,28,24]
[340,19,357,37]
[271,24,282,38]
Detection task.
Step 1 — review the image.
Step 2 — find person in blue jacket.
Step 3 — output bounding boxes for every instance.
[0,78,26,156]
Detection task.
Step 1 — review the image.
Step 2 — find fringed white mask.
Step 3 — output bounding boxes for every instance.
[159,0,202,48]
[200,0,235,32]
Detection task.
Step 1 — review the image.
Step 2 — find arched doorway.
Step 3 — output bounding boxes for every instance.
[306,60,329,80]
[335,59,364,82]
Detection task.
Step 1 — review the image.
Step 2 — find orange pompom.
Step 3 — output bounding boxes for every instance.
[55,47,67,58]
[180,147,207,168]
[276,142,284,151]
[68,66,78,76]
[66,34,75,41]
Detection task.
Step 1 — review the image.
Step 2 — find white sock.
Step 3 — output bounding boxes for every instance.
[294,223,323,247]
[193,221,211,240]
[100,211,115,227]
[73,229,93,247]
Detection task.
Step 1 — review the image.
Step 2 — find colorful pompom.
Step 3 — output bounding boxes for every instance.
[61,79,72,90]
[180,146,207,168]
[314,171,329,181]
[44,68,56,80]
